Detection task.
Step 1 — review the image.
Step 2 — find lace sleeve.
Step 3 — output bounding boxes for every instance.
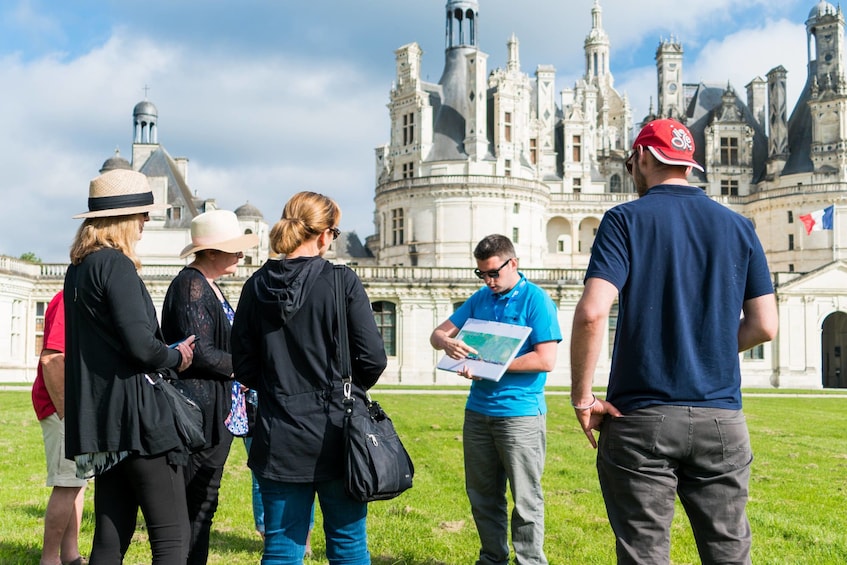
[163,269,233,380]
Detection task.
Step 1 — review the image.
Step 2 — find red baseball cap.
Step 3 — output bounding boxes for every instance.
[633,118,704,172]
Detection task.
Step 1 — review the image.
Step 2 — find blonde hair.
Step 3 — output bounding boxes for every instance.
[69,214,144,269]
[269,192,341,255]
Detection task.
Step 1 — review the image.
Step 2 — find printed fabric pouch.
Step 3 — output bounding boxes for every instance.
[225,381,250,436]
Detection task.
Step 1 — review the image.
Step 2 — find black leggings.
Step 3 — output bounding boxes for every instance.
[90,454,189,564]
[185,433,233,565]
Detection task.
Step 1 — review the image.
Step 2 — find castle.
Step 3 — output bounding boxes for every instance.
[3,1,847,389]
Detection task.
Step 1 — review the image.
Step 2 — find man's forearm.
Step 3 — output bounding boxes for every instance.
[40,351,65,418]
[570,314,606,403]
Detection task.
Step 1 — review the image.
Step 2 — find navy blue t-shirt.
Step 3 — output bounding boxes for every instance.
[586,184,773,413]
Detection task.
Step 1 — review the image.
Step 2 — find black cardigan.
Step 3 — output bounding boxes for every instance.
[162,266,234,449]
[232,258,387,482]
[64,248,184,460]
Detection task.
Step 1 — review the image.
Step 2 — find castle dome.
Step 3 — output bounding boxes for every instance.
[809,0,837,21]
[133,100,158,117]
[234,202,264,219]
[99,149,132,173]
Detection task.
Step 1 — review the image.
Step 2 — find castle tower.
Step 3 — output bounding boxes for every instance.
[583,0,611,88]
[445,0,479,49]
[806,2,847,174]
[806,1,845,85]
[132,99,159,169]
[655,37,684,118]
[745,76,767,129]
[767,65,789,160]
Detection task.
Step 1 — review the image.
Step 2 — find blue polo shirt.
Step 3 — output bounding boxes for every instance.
[450,274,562,417]
[586,184,774,413]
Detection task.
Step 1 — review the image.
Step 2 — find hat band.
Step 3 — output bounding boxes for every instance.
[88,192,154,212]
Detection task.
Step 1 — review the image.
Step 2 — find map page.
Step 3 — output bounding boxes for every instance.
[437,318,532,381]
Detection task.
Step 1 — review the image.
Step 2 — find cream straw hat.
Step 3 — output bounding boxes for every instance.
[179,209,260,258]
[73,169,170,219]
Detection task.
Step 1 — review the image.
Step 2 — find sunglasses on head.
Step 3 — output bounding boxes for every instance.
[474,258,512,280]
[329,227,340,240]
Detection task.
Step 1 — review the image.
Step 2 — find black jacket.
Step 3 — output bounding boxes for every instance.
[162,267,234,450]
[232,257,387,482]
[64,248,184,461]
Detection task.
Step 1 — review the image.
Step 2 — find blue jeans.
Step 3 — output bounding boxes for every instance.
[597,405,753,565]
[244,438,265,533]
[463,410,547,565]
[257,477,368,565]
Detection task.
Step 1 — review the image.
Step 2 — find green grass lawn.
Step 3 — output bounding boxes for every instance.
[2,390,847,564]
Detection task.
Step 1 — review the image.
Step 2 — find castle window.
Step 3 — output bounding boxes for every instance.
[573,178,582,193]
[720,180,739,196]
[608,303,618,354]
[402,162,414,179]
[505,159,512,177]
[371,301,396,356]
[530,138,537,165]
[743,344,765,360]
[402,113,415,146]
[572,135,582,162]
[34,300,47,356]
[504,112,512,142]
[392,208,405,246]
[513,203,520,214]
[788,211,794,223]
[720,137,739,165]
[609,174,622,193]
[512,227,519,244]
[788,234,794,250]
[170,207,182,221]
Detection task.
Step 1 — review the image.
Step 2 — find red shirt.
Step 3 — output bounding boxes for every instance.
[31,291,64,420]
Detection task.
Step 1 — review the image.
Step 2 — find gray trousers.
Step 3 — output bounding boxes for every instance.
[597,405,753,565]
[463,409,547,565]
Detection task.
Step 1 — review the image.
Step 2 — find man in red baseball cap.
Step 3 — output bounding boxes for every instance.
[570,117,778,563]
[624,118,704,195]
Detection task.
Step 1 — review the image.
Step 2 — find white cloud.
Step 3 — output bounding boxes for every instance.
[0,28,389,261]
[687,19,808,109]
[617,17,808,129]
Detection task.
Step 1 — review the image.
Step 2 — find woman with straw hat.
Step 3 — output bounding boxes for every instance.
[161,209,258,565]
[64,168,197,564]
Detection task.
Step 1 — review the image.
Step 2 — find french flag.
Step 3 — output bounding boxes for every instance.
[799,205,834,235]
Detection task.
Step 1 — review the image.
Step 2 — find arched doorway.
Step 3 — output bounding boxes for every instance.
[822,312,847,388]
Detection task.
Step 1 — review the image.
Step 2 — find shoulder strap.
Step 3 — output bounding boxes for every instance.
[334,266,352,383]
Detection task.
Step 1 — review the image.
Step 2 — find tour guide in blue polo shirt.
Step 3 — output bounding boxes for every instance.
[431,234,562,565]
[570,118,778,564]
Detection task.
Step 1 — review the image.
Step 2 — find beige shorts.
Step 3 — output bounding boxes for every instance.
[40,413,88,488]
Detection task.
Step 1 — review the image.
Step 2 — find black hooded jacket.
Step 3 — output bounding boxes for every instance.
[232,256,387,482]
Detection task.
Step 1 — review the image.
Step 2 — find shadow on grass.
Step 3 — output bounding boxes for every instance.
[208,529,264,554]
[0,540,42,564]
[371,555,450,565]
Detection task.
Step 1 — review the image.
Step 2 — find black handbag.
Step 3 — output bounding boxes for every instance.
[334,266,414,502]
[148,372,206,452]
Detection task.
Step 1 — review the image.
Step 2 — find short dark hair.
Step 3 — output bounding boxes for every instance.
[473,234,515,261]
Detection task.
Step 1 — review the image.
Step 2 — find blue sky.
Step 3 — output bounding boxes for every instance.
[0,0,817,262]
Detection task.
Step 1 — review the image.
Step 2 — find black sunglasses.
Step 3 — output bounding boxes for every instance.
[329,227,340,240]
[625,146,642,175]
[474,258,512,280]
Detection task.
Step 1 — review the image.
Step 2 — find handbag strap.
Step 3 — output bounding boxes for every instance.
[334,265,353,402]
